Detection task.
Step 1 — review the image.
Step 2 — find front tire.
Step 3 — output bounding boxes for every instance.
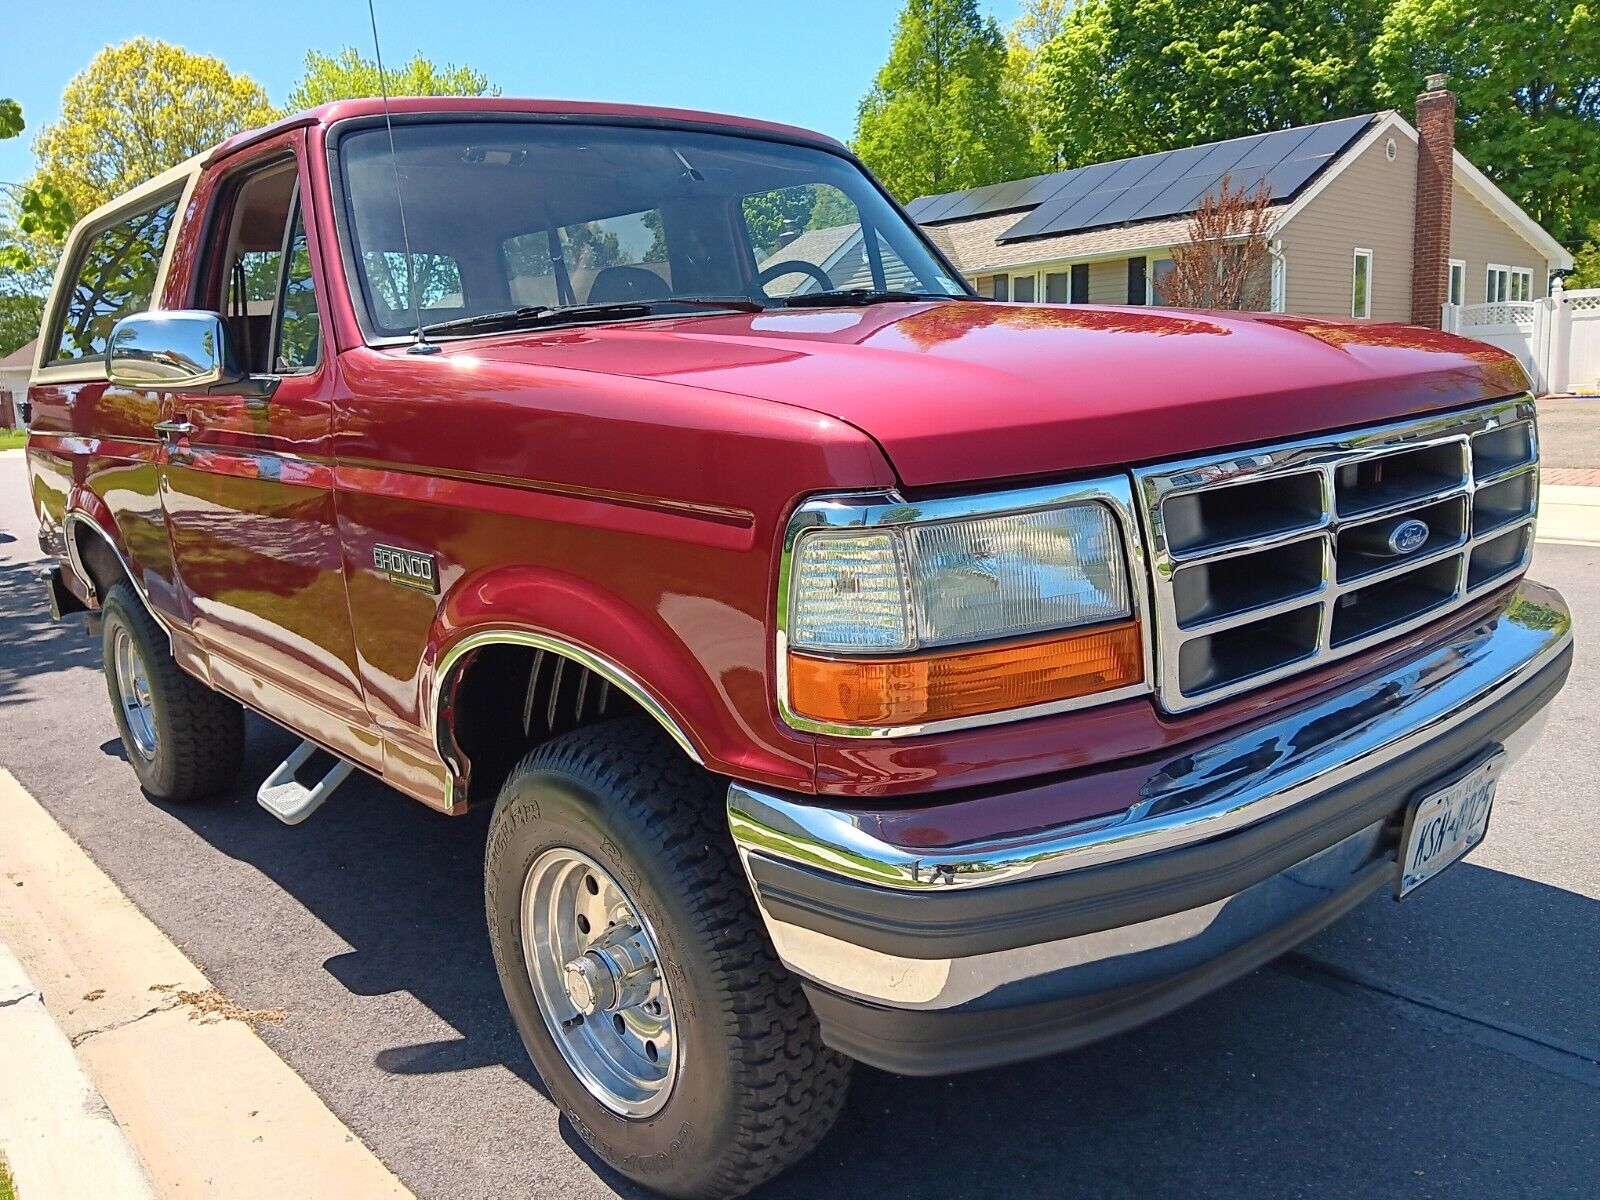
[485,719,850,1199]
[101,582,244,801]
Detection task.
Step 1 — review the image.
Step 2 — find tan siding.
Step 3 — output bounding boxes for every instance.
[1277,133,1416,321]
[1088,258,1128,303]
[1449,188,1549,302]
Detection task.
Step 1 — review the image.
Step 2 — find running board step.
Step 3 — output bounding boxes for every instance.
[257,741,354,825]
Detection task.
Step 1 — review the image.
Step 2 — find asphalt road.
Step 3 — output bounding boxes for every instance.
[1,449,1597,1199]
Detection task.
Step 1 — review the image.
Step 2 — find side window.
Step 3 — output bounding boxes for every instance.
[742,183,933,297]
[1486,264,1510,304]
[208,162,297,375]
[502,210,670,306]
[274,210,321,373]
[50,197,179,362]
[1351,249,1373,318]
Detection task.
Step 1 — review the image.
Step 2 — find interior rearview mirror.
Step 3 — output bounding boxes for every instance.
[106,310,278,398]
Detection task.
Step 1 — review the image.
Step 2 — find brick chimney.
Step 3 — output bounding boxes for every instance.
[1411,74,1456,326]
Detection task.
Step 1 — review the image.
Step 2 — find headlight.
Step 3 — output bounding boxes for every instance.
[783,496,1145,731]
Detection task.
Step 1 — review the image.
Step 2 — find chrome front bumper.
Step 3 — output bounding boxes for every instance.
[728,580,1572,1074]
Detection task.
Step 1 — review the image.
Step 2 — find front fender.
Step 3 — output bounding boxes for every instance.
[424,562,813,796]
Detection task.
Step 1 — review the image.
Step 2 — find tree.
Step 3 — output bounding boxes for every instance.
[28,38,277,245]
[1155,174,1275,309]
[854,0,1041,200]
[1,99,57,350]
[1372,0,1600,254]
[0,294,44,355]
[1572,222,1600,289]
[1035,0,1388,167]
[1005,0,1071,167]
[285,48,496,110]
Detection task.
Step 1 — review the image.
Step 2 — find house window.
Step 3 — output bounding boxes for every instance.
[1351,248,1372,318]
[1448,259,1466,307]
[976,274,1009,300]
[1149,257,1175,304]
[1486,265,1506,302]
[1044,271,1070,303]
[1510,268,1533,301]
[1012,274,1036,303]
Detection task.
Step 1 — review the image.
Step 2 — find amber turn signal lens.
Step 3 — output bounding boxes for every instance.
[787,621,1143,727]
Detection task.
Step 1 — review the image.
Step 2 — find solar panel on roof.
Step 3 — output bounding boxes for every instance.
[1256,155,1337,200]
[912,191,970,223]
[953,179,1017,217]
[1232,126,1316,171]
[982,176,1042,213]
[996,114,1373,242]
[1293,114,1372,159]
[1084,179,1173,228]
[910,170,1059,225]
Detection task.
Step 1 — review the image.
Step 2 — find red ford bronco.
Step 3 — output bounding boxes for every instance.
[25,98,1572,1197]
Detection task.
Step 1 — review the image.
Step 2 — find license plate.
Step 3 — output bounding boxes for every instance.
[1396,751,1503,898]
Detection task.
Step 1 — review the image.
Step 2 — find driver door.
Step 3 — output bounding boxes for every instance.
[158,147,379,769]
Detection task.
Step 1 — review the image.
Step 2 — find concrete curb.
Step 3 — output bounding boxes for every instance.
[1537,484,1600,547]
[0,944,156,1199]
[0,768,413,1199]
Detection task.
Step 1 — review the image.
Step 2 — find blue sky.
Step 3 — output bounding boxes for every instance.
[2,0,1018,187]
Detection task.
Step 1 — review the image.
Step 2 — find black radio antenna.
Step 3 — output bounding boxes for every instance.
[366,0,438,354]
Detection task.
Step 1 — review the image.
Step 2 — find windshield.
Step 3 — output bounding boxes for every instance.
[336,119,969,338]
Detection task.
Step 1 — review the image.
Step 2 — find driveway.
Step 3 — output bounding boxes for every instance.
[1,449,1597,1199]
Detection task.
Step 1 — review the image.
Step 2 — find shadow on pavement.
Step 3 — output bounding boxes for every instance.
[0,561,101,711]
[158,717,1600,1198]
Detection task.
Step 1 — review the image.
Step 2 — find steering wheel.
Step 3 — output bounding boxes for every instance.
[753,259,834,298]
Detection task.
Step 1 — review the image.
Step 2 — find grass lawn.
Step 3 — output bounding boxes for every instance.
[0,428,26,451]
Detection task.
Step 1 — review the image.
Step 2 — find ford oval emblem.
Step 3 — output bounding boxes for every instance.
[1388,519,1430,555]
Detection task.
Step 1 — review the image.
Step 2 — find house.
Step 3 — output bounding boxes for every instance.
[907,78,1572,326]
[0,338,35,429]
[758,223,923,296]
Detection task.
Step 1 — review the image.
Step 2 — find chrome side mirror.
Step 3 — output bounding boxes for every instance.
[106,311,277,399]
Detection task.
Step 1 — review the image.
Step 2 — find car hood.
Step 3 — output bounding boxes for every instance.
[463,302,1530,487]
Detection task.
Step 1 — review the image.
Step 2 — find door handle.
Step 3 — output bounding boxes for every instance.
[153,417,195,440]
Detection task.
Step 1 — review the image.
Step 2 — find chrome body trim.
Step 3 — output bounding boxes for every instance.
[730,578,1569,893]
[774,474,1156,737]
[747,815,1396,1010]
[1132,397,1539,712]
[431,628,705,809]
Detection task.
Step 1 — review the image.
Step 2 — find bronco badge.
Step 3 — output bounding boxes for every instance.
[374,544,439,593]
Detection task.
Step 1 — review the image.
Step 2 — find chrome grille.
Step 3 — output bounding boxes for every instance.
[1134,398,1538,712]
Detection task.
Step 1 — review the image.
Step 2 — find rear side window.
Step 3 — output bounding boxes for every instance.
[502,210,670,307]
[50,196,180,363]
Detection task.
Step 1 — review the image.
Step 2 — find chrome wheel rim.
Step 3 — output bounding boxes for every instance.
[521,847,678,1118]
[112,626,157,760]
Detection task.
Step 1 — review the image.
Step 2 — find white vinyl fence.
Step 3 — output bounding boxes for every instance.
[1443,281,1600,395]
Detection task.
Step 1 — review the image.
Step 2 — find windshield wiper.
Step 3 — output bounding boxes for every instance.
[779,288,975,308]
[420,296,766,337]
